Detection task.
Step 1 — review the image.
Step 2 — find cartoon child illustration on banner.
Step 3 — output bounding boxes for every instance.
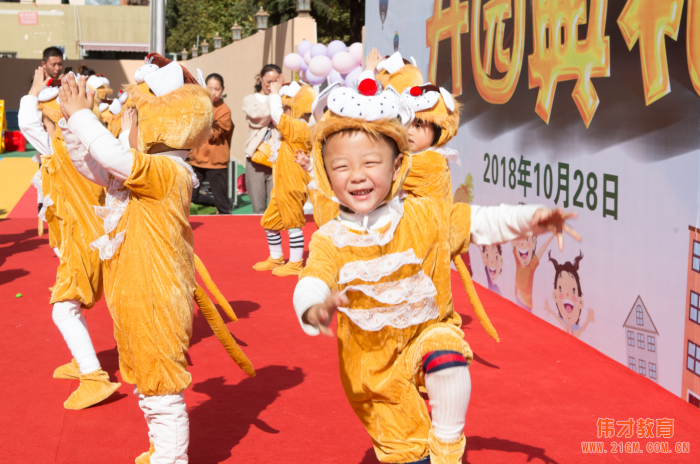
[512,233,554,311]
[544,251,595,338]
[480,245,504,296]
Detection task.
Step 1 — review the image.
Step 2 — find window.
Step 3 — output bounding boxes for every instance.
[636,305,644,325]
[637,333,645,349]
[629,357,636,372]
[627,331,634,346]
[639,360,646,376]
[687,341,700,377]
[649,363,657,379]
[647,336,655,352]
[690,291,699,325]
[693,241,700,272]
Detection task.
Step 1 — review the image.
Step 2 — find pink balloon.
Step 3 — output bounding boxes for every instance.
[283,53,303,71]
[297,40,313,57]
[332,51,357,74]
[327,40,347,58]
[305,69,326,86]
[344,66,363,88]
[309,55,332,77]
[349,42,364,65]
[328,69,343,85]
[310,43,328,58]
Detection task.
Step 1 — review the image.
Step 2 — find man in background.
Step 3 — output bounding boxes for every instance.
[42,47,64,79]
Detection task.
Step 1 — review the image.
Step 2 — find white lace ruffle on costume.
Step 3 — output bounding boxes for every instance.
[338,297,439,331]
[414,146,461,166]
[342,271,437,305]
[319,196,404,248]
[307,179,318,190]
[338,249,423,284]
[268,141,281,164]
[90,176,129,260]
[38,194,53,222]
[31,169,43,204]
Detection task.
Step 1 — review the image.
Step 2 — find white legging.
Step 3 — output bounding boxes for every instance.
[52,299,100,375]
[425,365,471,441]
[136,389,189,464]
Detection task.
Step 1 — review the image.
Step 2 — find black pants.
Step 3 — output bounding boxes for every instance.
[191,166,231,214]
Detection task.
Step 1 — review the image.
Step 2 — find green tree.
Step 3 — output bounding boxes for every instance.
[166,0,365,55]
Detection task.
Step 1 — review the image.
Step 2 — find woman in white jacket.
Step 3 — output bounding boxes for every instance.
[242,64,283,213]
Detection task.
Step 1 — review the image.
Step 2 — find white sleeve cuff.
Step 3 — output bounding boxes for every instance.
[293,276,331,336]
[268,94,284,126]
[119,130,131,150]
[358,70,375,83]
[470,203,545,245]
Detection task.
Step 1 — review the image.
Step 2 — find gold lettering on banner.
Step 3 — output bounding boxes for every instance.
[618,0,685,105]
[426,0,470,95]
[472,0,525,104]
[528,0,610,128]
[687,0,700,96]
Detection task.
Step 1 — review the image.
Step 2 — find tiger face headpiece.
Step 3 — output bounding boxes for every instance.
[310,79,414,204]
[38,77,103,125]
[125,53,212,154]
[375,51,424,94]
[401,83,460,147]
[281,81,317,120]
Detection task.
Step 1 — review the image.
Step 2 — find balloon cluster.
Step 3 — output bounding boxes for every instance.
[283,40,363,87]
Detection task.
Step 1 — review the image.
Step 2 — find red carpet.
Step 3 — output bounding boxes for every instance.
[7,185,40,219]
[1,216,698,463]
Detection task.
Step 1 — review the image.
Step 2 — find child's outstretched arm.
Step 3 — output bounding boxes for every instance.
[469,204,581,249]
[18,67,53,156]
[59,74,133,181]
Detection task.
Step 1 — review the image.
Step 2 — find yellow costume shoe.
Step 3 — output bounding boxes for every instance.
[135,442,155,464]
[252,256,285,271]
[272,260,303,277]
[53,359,80,380]
[63,369,121,410]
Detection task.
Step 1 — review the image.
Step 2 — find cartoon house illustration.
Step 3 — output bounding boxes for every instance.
[623,296,659,384]
[682,226,700,408]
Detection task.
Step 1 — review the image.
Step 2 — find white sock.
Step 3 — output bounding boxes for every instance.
[425,365,471,442]
[265,230,283,259]
[52,300,101,375]
[139,392,189,464]
[288,228,304,263]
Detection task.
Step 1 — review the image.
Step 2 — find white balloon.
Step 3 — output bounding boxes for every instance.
[283,53,303,71]
[309,55,333,77]
[349,42,364,65]
[304,50,312,65]
[332,51,357,74]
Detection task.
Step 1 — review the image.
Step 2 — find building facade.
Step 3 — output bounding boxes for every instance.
[682,226,700,408]
[623,296,659,384]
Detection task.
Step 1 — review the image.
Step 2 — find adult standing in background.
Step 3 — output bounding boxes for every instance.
[189,73,235,214]
[42,47,64,79]
[242,64,283,214]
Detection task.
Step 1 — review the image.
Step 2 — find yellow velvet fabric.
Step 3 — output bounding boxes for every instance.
[102,151,196,396]
[300,198,474,463]
[403,150,453,204]
[260,114,311,231]
[309,188,339,227]
[414,97,461,147]
[43,131,105,308]
[126,83,213,154]
[288,85,316,120]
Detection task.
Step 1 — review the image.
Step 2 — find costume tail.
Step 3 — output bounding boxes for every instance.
[193,285,255,377]
[454,255,500,342]
[193,254,238,322]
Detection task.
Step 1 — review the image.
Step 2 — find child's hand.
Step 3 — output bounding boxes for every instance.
[294,149,311,170]
[302,292,349,337]
[121,108,135,132]
[58,74,95,120]
[366,47,382,72]
[531,207,581,251]
[270,80,282,95]
[29,67,50,97]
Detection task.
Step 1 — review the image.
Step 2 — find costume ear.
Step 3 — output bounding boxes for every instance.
[439,87,455,112]
[384,84,414,126]
[311,81,341,122]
